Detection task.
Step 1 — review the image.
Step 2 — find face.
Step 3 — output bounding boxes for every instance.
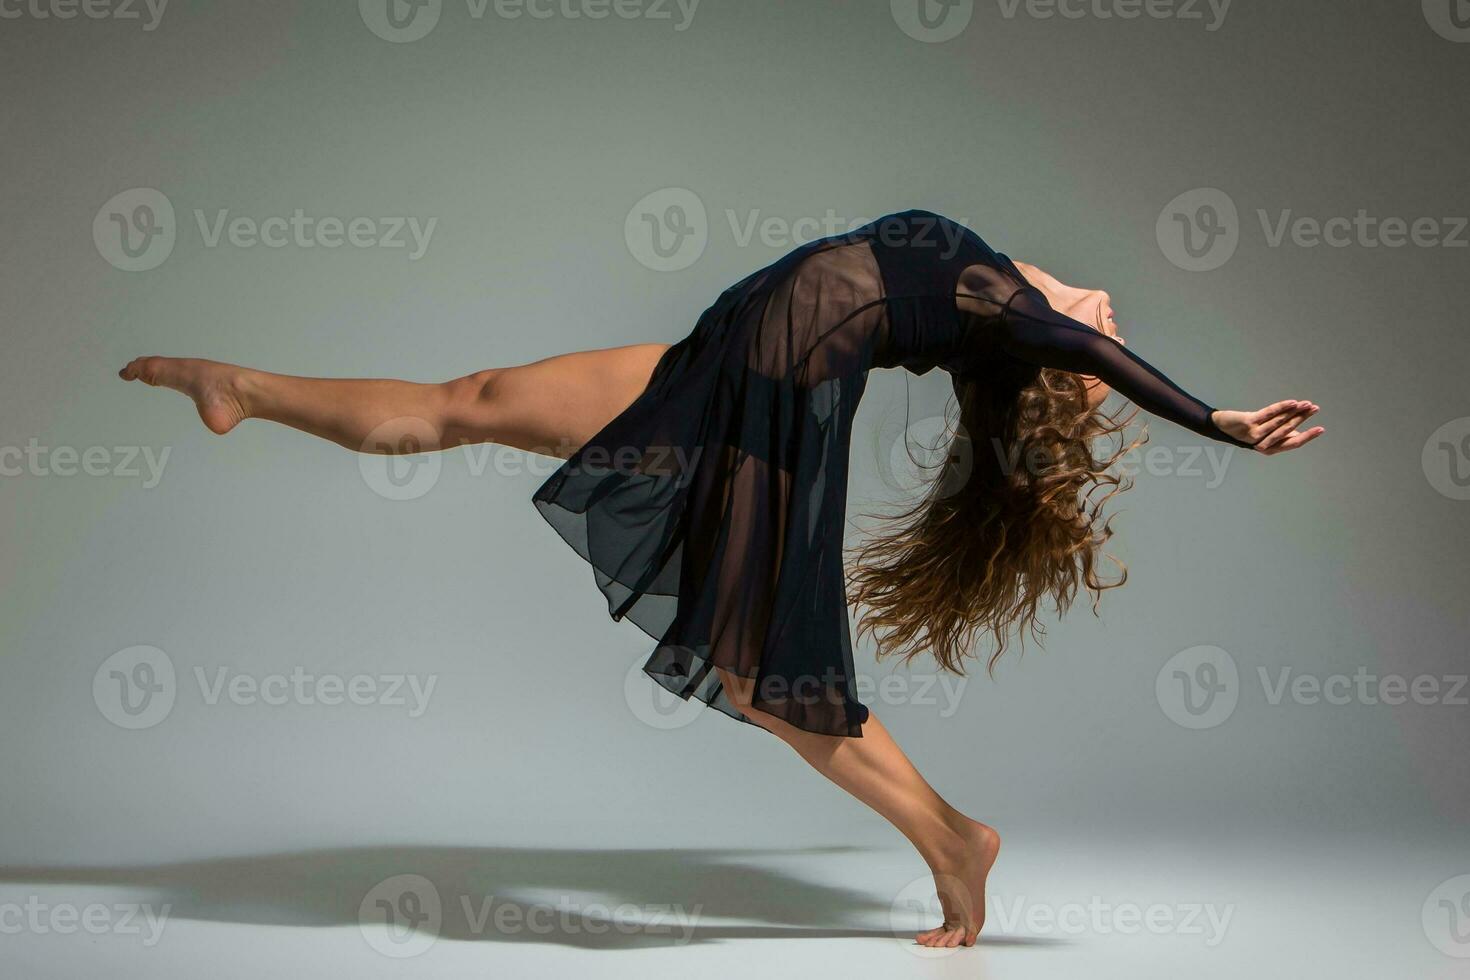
[1012,261,1121,409]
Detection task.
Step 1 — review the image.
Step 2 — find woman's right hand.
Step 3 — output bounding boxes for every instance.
[1212,401,1324,455]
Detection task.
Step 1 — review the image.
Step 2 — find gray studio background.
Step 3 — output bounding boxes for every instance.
[2,0,1467,873]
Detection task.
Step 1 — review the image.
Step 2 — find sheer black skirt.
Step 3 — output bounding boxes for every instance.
[533,236,898,738]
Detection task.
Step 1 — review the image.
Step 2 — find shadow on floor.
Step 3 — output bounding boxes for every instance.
[0,845,1064,950]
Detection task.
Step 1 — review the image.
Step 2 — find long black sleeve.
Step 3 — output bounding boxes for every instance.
[994,286,1255,449]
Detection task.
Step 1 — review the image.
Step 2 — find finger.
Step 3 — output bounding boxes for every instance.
[1255,411,1315,451]
[1261,426,1324,455]
[1248,411,1305,449]
[1248,400,1303,425]
[1254,407,1319,449]
[1262,400,1314,426]
[1260,426,1322,455]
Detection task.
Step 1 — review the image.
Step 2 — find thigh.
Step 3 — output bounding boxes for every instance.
[484,343,671,456]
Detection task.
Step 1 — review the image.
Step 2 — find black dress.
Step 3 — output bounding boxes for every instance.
[533,210,1252,738]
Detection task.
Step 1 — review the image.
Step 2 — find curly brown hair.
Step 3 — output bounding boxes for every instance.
[847,367,1146,675]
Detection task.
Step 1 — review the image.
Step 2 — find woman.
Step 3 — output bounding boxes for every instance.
[119,209,1322,948]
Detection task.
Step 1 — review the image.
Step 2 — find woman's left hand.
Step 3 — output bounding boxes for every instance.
[1212,401,1324,455]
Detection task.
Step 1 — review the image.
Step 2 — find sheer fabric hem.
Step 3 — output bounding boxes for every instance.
[531,492,870,739]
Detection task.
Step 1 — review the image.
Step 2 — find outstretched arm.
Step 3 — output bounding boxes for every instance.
[992,286,1323,454]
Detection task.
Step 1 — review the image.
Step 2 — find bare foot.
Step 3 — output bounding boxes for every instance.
[119,356,251,435]
[915,818,1000,949]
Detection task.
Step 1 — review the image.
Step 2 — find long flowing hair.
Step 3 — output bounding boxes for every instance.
[848,367,1145,675]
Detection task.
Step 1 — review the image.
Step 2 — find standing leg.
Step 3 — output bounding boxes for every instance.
[716,667,999,949]
[118,345,672,455]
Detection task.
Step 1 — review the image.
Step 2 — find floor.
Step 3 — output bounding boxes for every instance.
[2,832,1465,978]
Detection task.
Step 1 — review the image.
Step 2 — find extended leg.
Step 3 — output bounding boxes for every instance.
[715,667,999,949]
[118,345,671,456]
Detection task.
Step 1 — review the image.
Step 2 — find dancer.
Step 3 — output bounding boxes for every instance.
[119,210,1321,948]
